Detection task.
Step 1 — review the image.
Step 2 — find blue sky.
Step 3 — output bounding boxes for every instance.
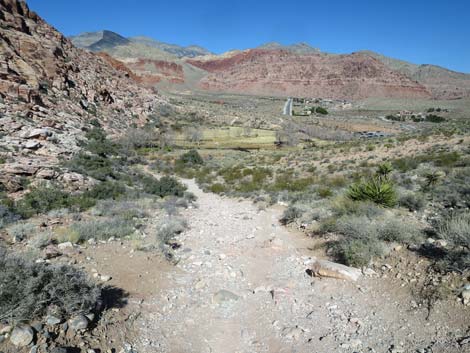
[27,0,470,73]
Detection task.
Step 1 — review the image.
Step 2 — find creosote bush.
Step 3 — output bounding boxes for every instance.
[178,149,204,166]
[0,247,101,324]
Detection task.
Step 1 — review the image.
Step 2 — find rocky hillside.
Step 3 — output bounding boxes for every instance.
[0,0,170,193]
[257,41,321,54]
[188,50,431,100]
[361,51,470,99]
[129,36,212,58]
[70,30,470,100]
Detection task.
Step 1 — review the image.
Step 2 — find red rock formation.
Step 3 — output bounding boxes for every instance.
[189,50,431,100]
[125,58,185,85]
[0,0,170,190]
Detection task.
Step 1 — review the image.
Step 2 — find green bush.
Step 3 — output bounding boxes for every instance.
[66,153,116,181]
[84,181,126,200]
[0,248,101,323]
[178,149,204,166]
[314,107,328,115]
[16,184,72,218]
[209,183,226,194]
[142,176,186,198]
[376,163,393,177]
[425,114,446,123]
[347,176,397,207]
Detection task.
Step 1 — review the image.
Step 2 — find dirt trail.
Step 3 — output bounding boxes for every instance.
[125,179,467,353]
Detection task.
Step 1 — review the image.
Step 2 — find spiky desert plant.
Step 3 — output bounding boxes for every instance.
[347,176,397,208]
[376,162,393,178]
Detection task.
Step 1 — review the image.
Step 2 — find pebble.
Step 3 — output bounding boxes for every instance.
[10,325,34,347]
[100,275,112,282]
[461,288,470,305]
[212,290,240,304]
[58,242,73,249]
[69,314,89,331]
[282,327,303,340]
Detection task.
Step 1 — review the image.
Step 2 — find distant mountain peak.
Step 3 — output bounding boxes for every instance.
[70,31,212,58]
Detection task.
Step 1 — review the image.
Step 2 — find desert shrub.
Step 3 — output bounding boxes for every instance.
[63,218,135,243]
[0,204,20,229]
[6,222,36,242]
[29,231,54,249]
[142,176,186,198]
[433,168,470,209]
[16,184,72,218]
[326,175,347,188]
[91,200,148,220]
[333,215,384,266]
[317,186,333,198]
[434,213,470,271]
[178,149,204,166]
[66,153,116,181]
[439,212,470,248]
[314,107,328,115]
[119,128,156,150]
[83,127,117,157]
[425,114,446,123]
[0,248,101,323]
[392,157,420,173]
[347,176,397,207]
[209,183,226,194]
[272,174,314,192]
[331,197,384,218]
[399,192,426,211]
[84,181,126,200]
[336,238,383,267]
[280,205,304,225]
[377,217,422,243]
[156,217,188,244]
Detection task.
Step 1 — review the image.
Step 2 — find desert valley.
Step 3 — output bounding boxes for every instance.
[0,1,470,353]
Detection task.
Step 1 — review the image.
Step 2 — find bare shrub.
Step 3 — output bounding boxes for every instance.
[0,247,101,324]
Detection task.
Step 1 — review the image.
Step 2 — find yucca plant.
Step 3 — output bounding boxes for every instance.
[376,162,393,178]
[347,176,397,207]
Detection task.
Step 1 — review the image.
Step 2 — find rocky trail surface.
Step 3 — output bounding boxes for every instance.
[123,179,469,353]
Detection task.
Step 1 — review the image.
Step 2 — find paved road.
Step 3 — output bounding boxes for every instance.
[283,98,293,116]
